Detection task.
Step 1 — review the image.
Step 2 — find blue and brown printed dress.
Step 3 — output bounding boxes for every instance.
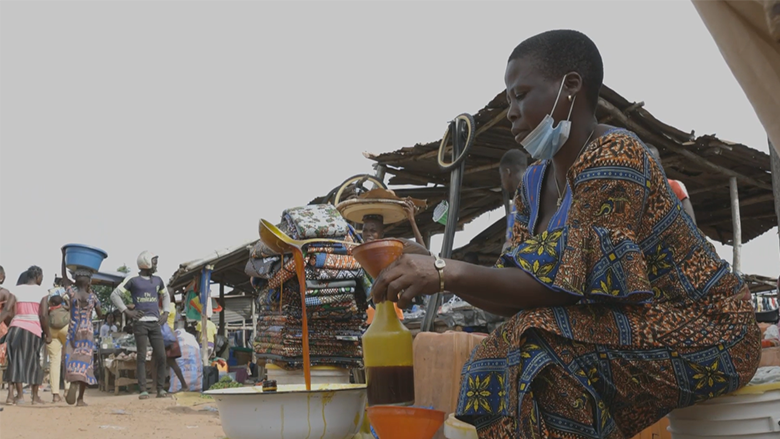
[455,129,761,439]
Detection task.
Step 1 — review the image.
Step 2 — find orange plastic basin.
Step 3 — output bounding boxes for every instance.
[367,406,445,439]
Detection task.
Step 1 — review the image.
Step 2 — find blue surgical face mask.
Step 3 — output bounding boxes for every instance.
[520,76,576,160]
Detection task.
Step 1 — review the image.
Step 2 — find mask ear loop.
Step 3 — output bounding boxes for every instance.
[562,72,580,121]
[550,75,569,116]
[565,94,576,121]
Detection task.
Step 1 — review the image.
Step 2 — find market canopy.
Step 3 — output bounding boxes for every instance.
[168,241,257,295]
[693,0,780,151]
[362,84,775,263]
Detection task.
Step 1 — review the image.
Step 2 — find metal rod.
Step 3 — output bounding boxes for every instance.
[422,119,466,332]
[730,177,742,273]
[373,164,387,189]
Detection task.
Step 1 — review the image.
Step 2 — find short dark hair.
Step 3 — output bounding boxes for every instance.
[26,265,43,281]
[509,30,603,109]
[500,149,527,169]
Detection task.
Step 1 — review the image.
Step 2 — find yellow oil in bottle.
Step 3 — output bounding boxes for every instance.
[362,301,414,406]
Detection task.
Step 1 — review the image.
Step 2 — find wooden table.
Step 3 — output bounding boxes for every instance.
[103,358,154,395]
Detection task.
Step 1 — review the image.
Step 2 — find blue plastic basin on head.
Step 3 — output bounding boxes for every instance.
[62,243,108,273]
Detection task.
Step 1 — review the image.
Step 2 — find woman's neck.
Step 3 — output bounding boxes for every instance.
[551,117,598,182]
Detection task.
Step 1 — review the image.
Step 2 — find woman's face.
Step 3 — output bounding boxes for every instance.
[505,57,569,146]
[362,219,385,242]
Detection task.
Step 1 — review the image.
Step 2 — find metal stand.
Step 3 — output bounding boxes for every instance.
[421,117,469,332]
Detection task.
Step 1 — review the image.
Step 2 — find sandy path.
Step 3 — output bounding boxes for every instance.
[0,389,225,439]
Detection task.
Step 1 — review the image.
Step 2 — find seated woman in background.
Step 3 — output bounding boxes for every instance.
[371,30,760,439]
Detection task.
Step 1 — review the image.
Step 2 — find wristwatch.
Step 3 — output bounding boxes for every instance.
[433,254,446,293]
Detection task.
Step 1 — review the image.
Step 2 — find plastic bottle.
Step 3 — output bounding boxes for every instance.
[362,301,414,406]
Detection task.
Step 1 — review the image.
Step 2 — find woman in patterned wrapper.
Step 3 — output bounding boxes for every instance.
[62,266,104,406]
[370,30,761,439]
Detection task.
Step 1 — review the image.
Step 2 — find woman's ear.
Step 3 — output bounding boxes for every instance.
[563,72,583,100]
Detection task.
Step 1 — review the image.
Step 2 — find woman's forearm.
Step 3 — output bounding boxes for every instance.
[409,219,426,247]
[446,260,579,309]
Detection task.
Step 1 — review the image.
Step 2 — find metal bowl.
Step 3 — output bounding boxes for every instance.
[205,384,367,439]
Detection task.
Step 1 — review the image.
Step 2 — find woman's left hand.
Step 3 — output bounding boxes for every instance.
[371,254,441,308]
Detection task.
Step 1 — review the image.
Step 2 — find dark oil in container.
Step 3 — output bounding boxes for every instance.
[366,365,415,406]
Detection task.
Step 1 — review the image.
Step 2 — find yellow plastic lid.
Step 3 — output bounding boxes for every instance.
[731,381,780,395]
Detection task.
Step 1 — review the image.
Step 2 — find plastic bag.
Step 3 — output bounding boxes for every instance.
[763,324,780,348]
[161,323,177,347]
[169,329,203,393]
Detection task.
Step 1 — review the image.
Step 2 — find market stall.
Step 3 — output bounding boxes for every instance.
[250,204,368,383]
[358,82,780,439]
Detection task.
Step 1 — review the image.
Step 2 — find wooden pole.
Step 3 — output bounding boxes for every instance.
[251,297,257,349]
[770,140,780,257]
[730,177,742,274]
[200,266,213,367]
[218,283,225,336]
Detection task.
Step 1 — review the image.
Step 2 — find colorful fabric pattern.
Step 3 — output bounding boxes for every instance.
[455,129,761,439]
[283,204,349,239]
[305,267,363,281]
[65,289,98,385]
[5,326,44,385]
[0,301,7,366]
[309,253,362,270]
[268,257,296,289]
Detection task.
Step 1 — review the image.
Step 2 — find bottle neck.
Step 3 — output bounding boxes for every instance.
[372,301,404,330]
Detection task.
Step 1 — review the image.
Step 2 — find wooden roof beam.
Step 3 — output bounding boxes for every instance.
[699,212,776,227]
[599,98,773,191]
[700,193,776,221]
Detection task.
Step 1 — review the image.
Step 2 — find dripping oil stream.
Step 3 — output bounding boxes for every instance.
[293,247,312,391]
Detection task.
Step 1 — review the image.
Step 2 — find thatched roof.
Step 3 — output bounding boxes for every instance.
[363,84,776,262]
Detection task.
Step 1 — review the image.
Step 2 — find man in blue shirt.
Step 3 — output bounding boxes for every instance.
[111,251,171,399]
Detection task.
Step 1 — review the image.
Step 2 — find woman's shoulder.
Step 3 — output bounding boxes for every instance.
[573,127,650,175]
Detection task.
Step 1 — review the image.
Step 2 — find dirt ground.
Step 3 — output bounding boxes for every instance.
[0,389,226,439]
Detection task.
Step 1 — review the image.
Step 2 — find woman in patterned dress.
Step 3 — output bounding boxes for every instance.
[63,268,104,406]
[370,30,761,438]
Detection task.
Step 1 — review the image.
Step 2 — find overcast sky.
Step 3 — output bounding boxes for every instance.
[1,1,776,288]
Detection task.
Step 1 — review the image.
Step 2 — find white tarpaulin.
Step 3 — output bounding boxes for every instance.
[693,0,780,150]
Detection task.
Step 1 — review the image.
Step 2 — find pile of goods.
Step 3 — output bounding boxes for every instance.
[246,204,369,371]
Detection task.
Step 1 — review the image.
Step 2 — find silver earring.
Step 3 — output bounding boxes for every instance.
[568,95,573,102]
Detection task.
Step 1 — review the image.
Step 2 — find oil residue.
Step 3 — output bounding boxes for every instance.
[319,391,335,439]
